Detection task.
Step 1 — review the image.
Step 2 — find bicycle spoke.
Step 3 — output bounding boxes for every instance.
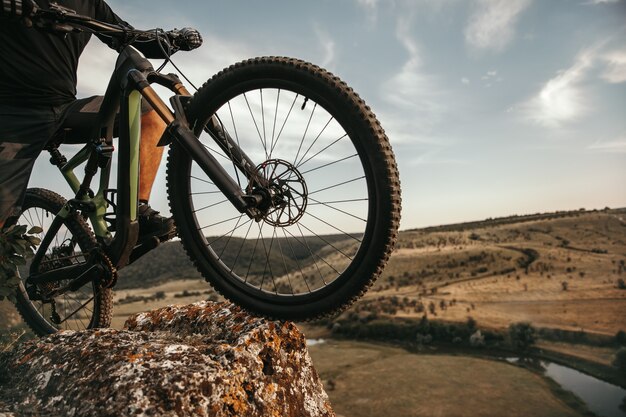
[191,175,215,186]
[296,133,348,170]
[300,153,358,175]
[193,198,229,213]
[302,210,362,243]
[295,116,333,168]
[293,103,317,167]
[243,92,268,159]
[200,215,249,232]
[281,228,310,293]
[308,196,368,223]
[297,221,353,262]
[272,93,299,156]
[229,220,255,275]
[309,176,365,196]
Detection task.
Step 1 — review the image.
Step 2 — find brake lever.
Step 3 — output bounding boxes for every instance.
[48,2,78,17]
[30,3,84,34]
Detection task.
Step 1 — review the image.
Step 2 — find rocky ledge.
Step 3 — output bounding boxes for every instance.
[0,301,335,417]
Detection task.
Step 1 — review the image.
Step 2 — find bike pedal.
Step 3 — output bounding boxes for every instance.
[158,229,178,243]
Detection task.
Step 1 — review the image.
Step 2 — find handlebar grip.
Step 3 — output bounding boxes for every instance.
[169,27,203,51]
[1,0,38,17]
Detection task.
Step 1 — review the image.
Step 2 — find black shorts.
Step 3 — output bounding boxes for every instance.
[0,96,153,223]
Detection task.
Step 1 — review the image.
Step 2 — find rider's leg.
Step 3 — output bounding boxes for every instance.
[136,110,175,240]
[0,104,62,230]
[138,110,166,202]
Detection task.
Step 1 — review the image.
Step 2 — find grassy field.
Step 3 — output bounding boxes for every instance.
[307,339,591,417]
[361,208,626,337]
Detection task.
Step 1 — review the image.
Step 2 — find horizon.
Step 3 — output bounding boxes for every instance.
[26,0,626,229]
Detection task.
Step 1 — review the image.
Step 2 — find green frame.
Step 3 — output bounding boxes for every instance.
[58,92,143,240]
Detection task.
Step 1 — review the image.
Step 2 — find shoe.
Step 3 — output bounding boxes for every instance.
[137,203,176,242]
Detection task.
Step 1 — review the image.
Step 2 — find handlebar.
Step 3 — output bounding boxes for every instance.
[32,3,172,50]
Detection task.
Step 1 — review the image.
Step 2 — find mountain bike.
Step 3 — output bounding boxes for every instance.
[13,4,401,335]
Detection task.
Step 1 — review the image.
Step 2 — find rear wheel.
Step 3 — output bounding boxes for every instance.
[167,57,401,320]
[14,188,112,335]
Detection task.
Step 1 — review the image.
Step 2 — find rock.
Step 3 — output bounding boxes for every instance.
[0,301,335,417]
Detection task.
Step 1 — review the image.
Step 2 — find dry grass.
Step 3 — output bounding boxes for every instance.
[363,209,626,337]
[308,340,589,417]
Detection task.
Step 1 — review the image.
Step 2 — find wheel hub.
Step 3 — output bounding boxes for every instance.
[248,159,307,227]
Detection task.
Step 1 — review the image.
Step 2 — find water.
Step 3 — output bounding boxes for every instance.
[307,338,325,346]
[544,361,626,417]
[507,358,626,417]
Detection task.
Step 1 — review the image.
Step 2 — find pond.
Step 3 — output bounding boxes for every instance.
[507,358,626,417]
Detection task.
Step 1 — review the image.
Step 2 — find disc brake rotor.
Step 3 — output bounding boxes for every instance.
[248,159,308,227]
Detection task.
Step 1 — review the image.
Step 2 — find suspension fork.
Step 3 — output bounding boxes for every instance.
[145,71,260,182]
[128,70,264,215]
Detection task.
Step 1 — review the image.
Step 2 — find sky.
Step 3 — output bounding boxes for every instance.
[30,0,626,230]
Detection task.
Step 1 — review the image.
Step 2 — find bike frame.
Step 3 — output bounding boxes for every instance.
[29,14,265,285]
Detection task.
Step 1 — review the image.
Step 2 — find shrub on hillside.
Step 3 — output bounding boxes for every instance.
[508,322,536,353]
[0,225,41,303]
[469,330,485,348]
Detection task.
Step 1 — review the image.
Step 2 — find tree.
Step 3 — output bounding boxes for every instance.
[466,316,477,332]
[508,322,536,353]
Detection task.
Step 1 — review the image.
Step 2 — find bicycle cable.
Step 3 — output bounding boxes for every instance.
[153,28,199,91]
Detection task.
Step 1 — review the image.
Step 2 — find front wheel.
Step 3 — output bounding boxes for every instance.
[167,57,401,320]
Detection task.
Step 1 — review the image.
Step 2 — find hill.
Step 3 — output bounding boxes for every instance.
[359,207,626,336]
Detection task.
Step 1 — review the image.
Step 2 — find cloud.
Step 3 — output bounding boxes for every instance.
[379,13,447,144]
[588,136,626,153]
[408,148,469,166]
[354,0,380,26]
[465,0,532,52]
[479,69,502,87]
[600,49,626,83]
[314,25,336,69]
[584,0,621,4]
[461,77,470,85]
[520,48,595,127]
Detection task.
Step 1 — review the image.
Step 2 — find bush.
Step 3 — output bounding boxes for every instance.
[415,333,433,347]
[508,322,536,353]
[615,330,626,346]
[469,330,485,347]
[0,225,41,303]
[617,279,626,290]
[613,347,626,376]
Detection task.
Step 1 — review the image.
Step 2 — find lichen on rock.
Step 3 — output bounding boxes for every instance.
[0,301,335,417]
